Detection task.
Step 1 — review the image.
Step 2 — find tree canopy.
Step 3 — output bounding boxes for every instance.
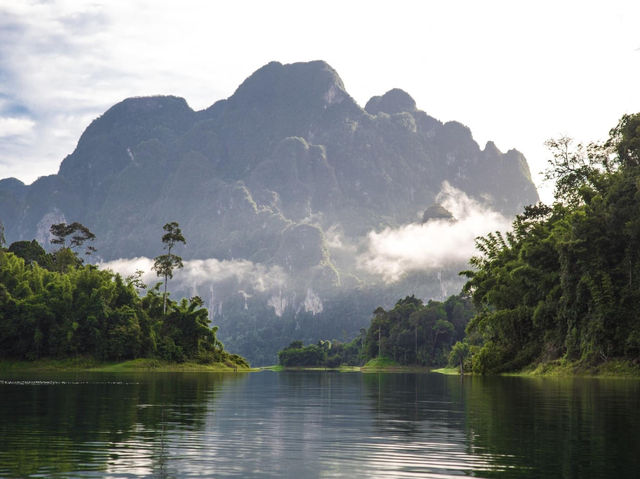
[462,113,640,373]
[0,226,247,367]
[277,294,474,368]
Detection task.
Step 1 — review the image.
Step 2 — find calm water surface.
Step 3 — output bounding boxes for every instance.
[0,371,638,478]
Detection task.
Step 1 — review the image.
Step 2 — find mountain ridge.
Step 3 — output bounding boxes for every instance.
[0,60,539,364]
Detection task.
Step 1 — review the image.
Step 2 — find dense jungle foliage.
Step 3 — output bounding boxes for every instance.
[461,113,640,373]
[0,238,248,367]
[277,294,474,367]
[278,338,363,368]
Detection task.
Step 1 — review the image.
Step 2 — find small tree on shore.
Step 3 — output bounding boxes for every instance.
[449,341,470,374]
[152,222,186,315]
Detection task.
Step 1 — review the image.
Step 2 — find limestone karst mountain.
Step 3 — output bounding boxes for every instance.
[0,60,538,364]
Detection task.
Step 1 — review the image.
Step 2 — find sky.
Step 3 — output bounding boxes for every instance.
[1,0,639,203]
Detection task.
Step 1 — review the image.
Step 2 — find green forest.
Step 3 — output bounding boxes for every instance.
[280,113,640,374]
[3,113,640,375]
[277,294,474,368]
[0,223,248,368]
[461,113,640,373]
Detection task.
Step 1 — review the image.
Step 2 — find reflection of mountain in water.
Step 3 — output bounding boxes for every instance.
[0,61,539,365]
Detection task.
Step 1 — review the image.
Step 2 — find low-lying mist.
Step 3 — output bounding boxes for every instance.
[357,182,512,282]
[97,184,512,365]
[98,182,511,333]
[99,257,288,303]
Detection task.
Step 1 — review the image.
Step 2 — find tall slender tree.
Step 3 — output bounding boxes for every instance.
[152,222,186,315]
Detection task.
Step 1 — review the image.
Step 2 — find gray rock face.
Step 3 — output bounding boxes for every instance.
[365,88,417,115]
[422,204,455,223]
[0,60,539,364]
[0,60,538,259]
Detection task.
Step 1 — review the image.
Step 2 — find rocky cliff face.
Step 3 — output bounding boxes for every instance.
[0,60,539,364]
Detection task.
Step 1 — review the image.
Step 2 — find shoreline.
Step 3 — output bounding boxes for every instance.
[0,358,256,373]
[262,365,429,373]
[432,359,640,379]
[505,358,640,379]
[2,358,638,378]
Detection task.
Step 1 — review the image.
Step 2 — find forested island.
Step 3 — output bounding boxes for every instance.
[278,294,473,370]
[278,114,640,376]
[0,222,249,370]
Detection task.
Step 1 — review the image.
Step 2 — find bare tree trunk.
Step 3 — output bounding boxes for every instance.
[163,273,168,316]
[164,244,172,316]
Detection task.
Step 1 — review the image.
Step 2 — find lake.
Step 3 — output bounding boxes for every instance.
[0,371,638,478]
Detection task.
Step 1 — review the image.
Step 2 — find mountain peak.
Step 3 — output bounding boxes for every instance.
[483,141,501,156]
[365,88,416,115]
[0,177,26,190]
[227,60,352,111]
[422,204,455,223]
[108,95,191,114]
[57,94,197,191]
[73,95,194,146]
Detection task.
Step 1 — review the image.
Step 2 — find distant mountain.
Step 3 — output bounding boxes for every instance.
[0,60,538,364]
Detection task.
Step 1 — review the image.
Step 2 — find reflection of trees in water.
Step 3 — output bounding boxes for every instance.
[462,376,640,478]
[0,372,245,478]
[359,373,513,477]
[361,373,467,436]
[4,372,637,478]
[361,373,640,478]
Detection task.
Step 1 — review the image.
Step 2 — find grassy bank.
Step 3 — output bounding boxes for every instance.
[262,360,429,373]
[510,359,640,378]
[360,357,429,373]
[261,365,360,372]
[432,367,463,375]
[432,359,640,378]
[0,358,255,373]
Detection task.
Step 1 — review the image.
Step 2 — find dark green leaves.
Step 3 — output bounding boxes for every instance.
[50,222,96,253]
[0,249,246,365]
[464,113,640,373]
[152,254,183,280]
[160,221,186,252]
[152,222,186,315]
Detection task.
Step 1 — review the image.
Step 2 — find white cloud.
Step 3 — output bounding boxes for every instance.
[0,117,35,138]
[324,225,356,252]
[178,258,288,293]
[98,256,155,282]
[357,183,512,282]
[98,256,288,295]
